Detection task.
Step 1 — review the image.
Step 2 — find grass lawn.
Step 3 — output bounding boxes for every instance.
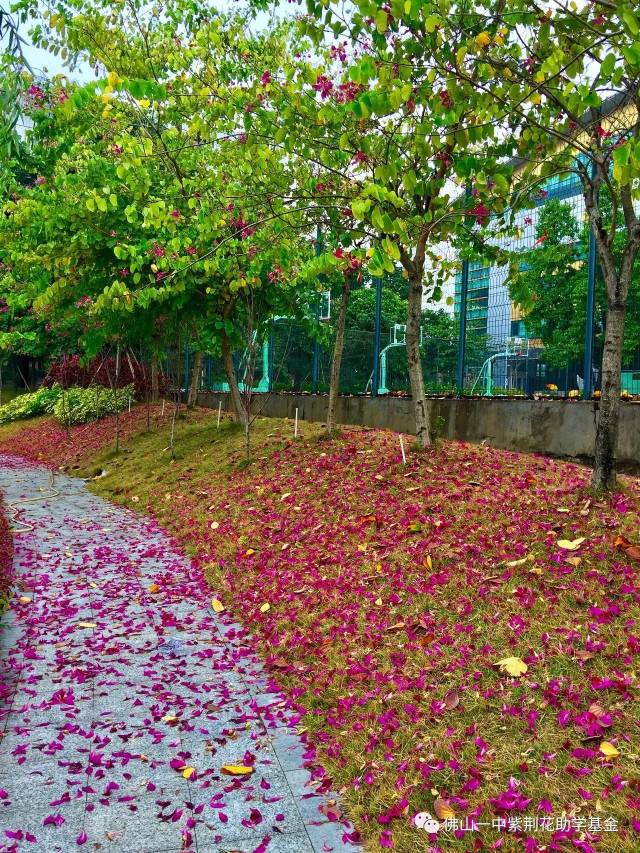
[1,406,639,852]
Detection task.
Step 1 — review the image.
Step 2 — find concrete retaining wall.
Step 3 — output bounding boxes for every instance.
[195,391,640,464]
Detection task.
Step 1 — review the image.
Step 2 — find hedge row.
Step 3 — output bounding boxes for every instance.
[0,384,136,426]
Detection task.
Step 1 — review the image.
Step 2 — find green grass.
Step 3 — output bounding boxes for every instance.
[2,408,639,851]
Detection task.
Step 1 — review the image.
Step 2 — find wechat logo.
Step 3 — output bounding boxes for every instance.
[414,811,440,833]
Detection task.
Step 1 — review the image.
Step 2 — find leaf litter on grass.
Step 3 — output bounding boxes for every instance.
[2,410,639,851]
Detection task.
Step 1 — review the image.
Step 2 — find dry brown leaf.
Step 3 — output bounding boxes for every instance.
[613,535,631,549]
[575,650,595,661]
[434,798,456,820]
[444,690,460,710]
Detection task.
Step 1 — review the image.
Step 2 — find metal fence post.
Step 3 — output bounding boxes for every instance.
[312,226,322,393]
[456,259,470,392]
[371,276,383,397]
[583,171,597,399]
[456,185,471,393]
[268,326,274,392]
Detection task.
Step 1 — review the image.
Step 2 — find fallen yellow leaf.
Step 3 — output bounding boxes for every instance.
[221,764,254,776]
[245,549,255,556]
[557,537,585,551]
[211,598,225,613]
[599,741,620,759]
[210,521,220,530]
[280,492,291,502]
[182,766,196,779]
[260,603,270,613]
[149,583,160,593]
[18,596,32,604]
[77,621,97,629]
[375,597,383,606]
[434,797,455,820]
[496,656,528,677]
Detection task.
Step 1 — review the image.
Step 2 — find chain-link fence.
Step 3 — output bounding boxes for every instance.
[180,180,640,401]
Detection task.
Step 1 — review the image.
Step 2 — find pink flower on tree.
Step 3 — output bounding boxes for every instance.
[469,202,490,225]
[313,75,334,99]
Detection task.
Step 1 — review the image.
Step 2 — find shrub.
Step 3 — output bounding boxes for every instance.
[53,384,136,425]
[43,354,166,398]
[0,386,61,424]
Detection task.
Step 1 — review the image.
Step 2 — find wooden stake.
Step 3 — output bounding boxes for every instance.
[217,400,222,428]
[161,399,165,416]
[399,434,406,465]
[294,407,299,438]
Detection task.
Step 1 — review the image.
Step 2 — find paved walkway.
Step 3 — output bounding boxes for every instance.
[0,455,357,853]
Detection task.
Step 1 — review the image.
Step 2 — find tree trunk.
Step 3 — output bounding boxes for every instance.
[150,354,160,403]
[187,350,203,408]
[114,343,121,454]
[168,339,182,458]
[591,301,625,490]
[326,273,351,436]
[221,331,248,427]
[406,273,430,447]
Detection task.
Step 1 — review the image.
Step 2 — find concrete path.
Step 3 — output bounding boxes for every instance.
[0,455,358,853]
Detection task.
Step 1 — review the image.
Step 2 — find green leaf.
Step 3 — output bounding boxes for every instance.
[382,237,400,260]
[622,8,639,35]
[402,170,417,194]
[601,53,616,78]
[424,15,440,33]
[375,10,388,33]
[613,142,631,167]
